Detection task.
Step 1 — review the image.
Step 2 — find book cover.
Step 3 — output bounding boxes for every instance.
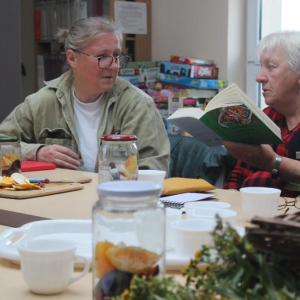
[168,84,284,147]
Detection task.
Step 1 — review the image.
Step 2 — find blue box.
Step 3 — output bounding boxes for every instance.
[159,61,191,77]
[157,73,228,90]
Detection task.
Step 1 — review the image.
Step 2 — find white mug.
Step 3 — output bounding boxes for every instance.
[138,170,166,195]
[18,239,89,295]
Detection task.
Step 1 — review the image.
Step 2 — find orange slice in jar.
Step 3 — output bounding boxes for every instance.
[95,241,116,277]
[125,155,138,174]
[106,245,160,274]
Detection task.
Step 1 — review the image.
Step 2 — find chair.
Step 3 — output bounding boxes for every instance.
[168,135,235,188]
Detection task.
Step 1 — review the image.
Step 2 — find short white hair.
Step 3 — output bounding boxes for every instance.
[256,31,300,73]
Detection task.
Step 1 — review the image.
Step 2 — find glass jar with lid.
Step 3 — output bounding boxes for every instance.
[0,136,21,176]
[92,181,165,300]
[98,134,138,184]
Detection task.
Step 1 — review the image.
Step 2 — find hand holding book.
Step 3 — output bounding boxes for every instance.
[168,83,283,147]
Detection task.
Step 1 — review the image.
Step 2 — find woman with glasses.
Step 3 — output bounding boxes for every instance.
[0,16,170,173]
[223,31,300,197]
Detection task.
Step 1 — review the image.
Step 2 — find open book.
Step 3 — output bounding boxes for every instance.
[168,83,283,147]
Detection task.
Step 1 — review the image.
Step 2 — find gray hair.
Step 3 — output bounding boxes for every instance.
[256,31,300,73]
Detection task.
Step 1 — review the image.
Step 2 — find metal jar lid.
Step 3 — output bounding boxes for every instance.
[101,134,137,141]
[97,181,161,198]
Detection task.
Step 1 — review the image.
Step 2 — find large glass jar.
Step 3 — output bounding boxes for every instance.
[0,136,21,176]
[92,181,165,300]
[98,134,138,184]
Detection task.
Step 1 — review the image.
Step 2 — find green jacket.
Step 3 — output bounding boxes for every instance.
[0,71,170,173]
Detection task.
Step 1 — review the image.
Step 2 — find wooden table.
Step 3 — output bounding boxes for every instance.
[0,169,296,299]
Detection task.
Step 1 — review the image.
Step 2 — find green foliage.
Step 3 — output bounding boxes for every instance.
[117,217,300,300]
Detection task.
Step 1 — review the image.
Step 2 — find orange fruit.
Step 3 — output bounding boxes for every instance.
[125,155,138,174]
[95,241,116,277]
[2,155,18,168]
[106,246,160,274]
[0,176,13,187]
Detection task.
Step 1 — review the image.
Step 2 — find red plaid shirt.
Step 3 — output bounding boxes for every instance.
[223,107,300,197]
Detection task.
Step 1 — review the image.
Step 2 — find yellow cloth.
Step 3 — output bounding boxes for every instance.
[162,177,216,196]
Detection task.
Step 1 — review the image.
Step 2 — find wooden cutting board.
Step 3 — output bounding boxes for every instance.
[0,183,84,199]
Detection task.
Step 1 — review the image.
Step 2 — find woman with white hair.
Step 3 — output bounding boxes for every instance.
[223,31,300,197]
[0,16,170,173]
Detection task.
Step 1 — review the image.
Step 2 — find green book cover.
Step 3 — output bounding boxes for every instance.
[200,105,283,145]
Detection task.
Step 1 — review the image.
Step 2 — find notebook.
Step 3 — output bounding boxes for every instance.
[159,192,215,208]
[21,161,56,172]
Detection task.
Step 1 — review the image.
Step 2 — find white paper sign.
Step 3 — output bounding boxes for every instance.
[114,1,147,35]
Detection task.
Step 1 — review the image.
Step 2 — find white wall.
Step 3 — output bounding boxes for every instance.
[152,0,246,90]
[227,0,246,89]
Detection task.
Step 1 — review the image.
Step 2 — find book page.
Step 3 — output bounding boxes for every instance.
[168,115,223,147]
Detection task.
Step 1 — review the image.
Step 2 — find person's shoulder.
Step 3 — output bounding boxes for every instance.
[26,71,73,104]
[263,106,283,120]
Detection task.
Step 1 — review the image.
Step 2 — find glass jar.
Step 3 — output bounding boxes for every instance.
[98,134,138,184]
[92,181,165,300]
[0,136,21,176]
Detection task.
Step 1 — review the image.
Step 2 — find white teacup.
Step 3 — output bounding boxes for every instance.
[171,219,245,257]
[138,170,166,195]
[171,219,216,256]
[18,239,89,295]
[165,207,182,251]
[185,208,237,224]
[240,187,281,218]
[184,201,231,210]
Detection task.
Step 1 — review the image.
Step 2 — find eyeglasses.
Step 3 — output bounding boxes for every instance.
[70,49,131,69]
[278,196,300,214]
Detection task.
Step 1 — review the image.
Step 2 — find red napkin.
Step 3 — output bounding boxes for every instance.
[21,161,56,172]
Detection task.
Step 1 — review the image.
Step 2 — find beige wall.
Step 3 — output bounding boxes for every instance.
[152,0,246,90]
[20,0,247,97]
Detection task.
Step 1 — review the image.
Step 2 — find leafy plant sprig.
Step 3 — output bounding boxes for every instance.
[118,217,300,300]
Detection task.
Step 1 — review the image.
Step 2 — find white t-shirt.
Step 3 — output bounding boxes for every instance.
[73,90,103,172]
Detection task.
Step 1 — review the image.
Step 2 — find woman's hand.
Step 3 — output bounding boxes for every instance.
[37,145,80,170]
[223,141,277,172]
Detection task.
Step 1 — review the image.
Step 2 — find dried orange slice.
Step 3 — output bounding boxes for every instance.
[95,241,116,277]
[106,245,160,274]
[0,176,13,187]
[11,173,31,187]
[10,173,41,190]
[125,155,138,174]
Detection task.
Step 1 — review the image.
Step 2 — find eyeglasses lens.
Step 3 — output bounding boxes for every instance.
[98,56,129,69]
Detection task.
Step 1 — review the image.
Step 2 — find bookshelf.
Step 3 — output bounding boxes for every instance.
[34,0,152,91]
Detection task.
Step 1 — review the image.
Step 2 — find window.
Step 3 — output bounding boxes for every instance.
[246,0,300,109]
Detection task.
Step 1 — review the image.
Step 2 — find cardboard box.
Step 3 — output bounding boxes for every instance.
[119,67,159,81]
[190,65,219,79]
[125,61,158,68]
[154,82,217,98]
[157,73,228,90]
[159,61,191,77]
[159,61,218,79]
[170,55,214,66]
